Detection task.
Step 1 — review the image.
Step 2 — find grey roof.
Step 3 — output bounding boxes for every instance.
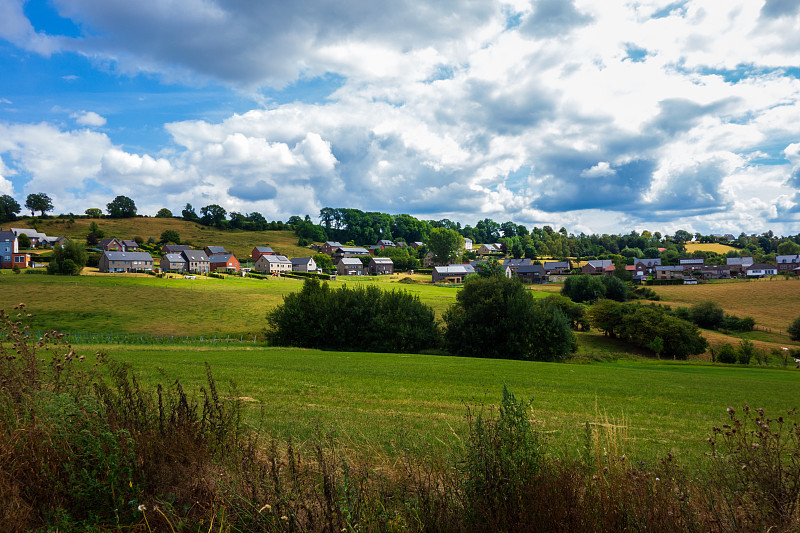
[208,253,235,262]
[544,261,570,269]
[253,246,274,253]
[679,258,704,264]
[205,246,227,254]
[586,259,613,268]
[161,253,184,263]
[747,263,777,270]
[290,257,314,265]
[182,250,209,262]
[727,257,754,266]
[11,228,46,239]
[634,257,662,266]
[261,254,291,264]
[655,265,684,271]
[325,241,342,246]
[370,257,393,264]
[504,258,532,267]
[517,264,545,274]
[776,255,800,264]
[0,230,16,241]
[103,251,153,261]
[338,258,363,266]
[99,238,121,247]
[121,240,138,247]
[336,247,369,254]
[162,244,191,252]
[377,239,394,246]
[434,264,476,275]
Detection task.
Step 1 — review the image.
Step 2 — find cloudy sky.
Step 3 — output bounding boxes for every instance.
[1,0,799,235]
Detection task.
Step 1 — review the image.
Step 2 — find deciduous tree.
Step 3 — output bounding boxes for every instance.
[106,195,137,218]
[0,194,21,222]
[25,193,53,216]
[427,227,464,265]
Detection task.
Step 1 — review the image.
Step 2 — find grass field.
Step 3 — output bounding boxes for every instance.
[14,216,312,258]
[102,343,800,462]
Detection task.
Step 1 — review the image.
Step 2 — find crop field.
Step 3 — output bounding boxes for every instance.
[684,242,739,254]
[100,343,800,462]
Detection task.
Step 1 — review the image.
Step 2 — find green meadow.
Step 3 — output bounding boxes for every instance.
[102,343,800,463]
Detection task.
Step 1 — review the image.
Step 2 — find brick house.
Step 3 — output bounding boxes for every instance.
[336,257,364,276]
[251,246,276,262]
[368,256,394,275]
[204,246,227,256]
[321,241,343,255]
[504,258,532,276]
[581,259,614,275]
[161,244,191,254]
[776,255,800,272]
[654,265,684,280]
[544,261,571,275]
[99,238,124,251]
[517,264,546,283]
[208,253,240,272]
[99,251,154,273]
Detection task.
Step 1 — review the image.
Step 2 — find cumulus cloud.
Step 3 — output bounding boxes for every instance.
[581,162,616,178]
[71,111,107,127]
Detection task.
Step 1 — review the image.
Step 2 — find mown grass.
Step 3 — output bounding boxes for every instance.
[103,342,800,463]
[15,216,313,258]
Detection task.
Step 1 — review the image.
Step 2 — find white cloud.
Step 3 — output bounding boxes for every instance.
[580,162,616,178]
[71,111,107,127]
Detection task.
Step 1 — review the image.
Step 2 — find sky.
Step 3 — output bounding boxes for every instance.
[0,0,799,236]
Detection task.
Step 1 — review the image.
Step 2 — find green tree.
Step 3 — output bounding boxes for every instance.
[25,193,54,216]
[690,301,725,330]
[200,204,227,227]
[155,208,173,218]
[182,203,199,221]
[48,240,88,275]
[84,208,103,218]
[777,240,800,255]
[313,253,334,270]
[17,233,31,249]
[427,227,464,265]
[0,194,21,222]
[716,343,737,364]
[88,221,105,239]
[477,257,506,278]
[106,195,137,218]
[600,275,628,301]
[788,316,800,341]
[562,274,606,303]
[160,230,180,244]
[443,276,575,361]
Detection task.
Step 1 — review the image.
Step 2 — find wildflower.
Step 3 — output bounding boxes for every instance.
[281,515,288,521]
[655,477,660,482]
[138,504,147,512]
[258,504,272,513]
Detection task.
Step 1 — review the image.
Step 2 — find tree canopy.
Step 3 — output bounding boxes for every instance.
[0,194,21,222]
[25,193,53,216]
[106,195,137,218]
[156,208,173,218]
[427,227,464,265]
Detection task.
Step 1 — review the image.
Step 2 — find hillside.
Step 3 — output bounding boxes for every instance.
[684,242,739,254]
[12,216,314,259]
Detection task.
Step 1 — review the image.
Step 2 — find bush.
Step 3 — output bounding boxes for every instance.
[721,315,755,332]
[561,274,606,303]
[716,343,738,364]
[737,339,755,365]
[444,276,576,361]
[266,278,440,353]
[600,275,629,301]
[542,294,590,330]
[788,315,800,341]
[690,301,725,330]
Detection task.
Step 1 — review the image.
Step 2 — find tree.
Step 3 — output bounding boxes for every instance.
[155,208,173,218]
[88,221,105,239]
[84,208,103,218]
[477,258,506,278]
[427,227,464,265]
[313,253,334,271]
[690,301,725,330]
[788,316,800,341]
[106,195,137,218]
[25,193,54,216]
[200,204,226,227]
[182,203,199,221]
[443,276,576,361]
[48,240,88,275]
[600,275,628,301]
[562,275,606,303]
[17,233,31,249]
[160,230,180,244]
[0,194,21,222]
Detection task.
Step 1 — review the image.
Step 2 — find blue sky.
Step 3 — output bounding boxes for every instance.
[1,0,799,235]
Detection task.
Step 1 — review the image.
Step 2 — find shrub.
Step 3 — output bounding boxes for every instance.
[444,276,575,361]
[690,301,725,330]
[600,275,629,301]
[721,314,755,332]
[737,339,755,365]
[561,274,606,303]
[788,315,800,341]
[266,278,440,353]
[542,294,590,330]
[716,343,738,364]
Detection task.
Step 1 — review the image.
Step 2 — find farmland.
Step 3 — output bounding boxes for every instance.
[684,242,740,254]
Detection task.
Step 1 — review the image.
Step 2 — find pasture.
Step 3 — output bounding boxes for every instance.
[684,242,739,254]
[104,343,800,462]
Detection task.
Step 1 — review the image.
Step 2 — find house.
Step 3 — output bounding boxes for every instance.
[182,250,210,273]
[10,228,47,247]
[654,265,684,280]
[581,259,614,275]
[679,258,705,271]
[517,264,546,284]
[121,240,138,251]
[368,257,394,275]
[0,230,29,269]
[776,255,800,272]
[161,244,191,254]
[375,239,395,249]
[41,236,66,248]
[333,247,369,261]
[633,258,661,275]
[98,251,154,273]
[321,241,343,255]
[204,246,227,256]
[699,265,731,280]
[99,238,124,251]
[477,243,502,255]
[432,264,475,283]
[336,257,364,276]
[251,246,276,261]
[410,241,425,249]
[208,253,240,272]
[726,257,754,275]
[464,238,473,251]
[290,257,317,272]
[254,254,292,274]
[746,263,778,277]
[544,261,571,275]
[160,253,186,272]
[504,258,532,276]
